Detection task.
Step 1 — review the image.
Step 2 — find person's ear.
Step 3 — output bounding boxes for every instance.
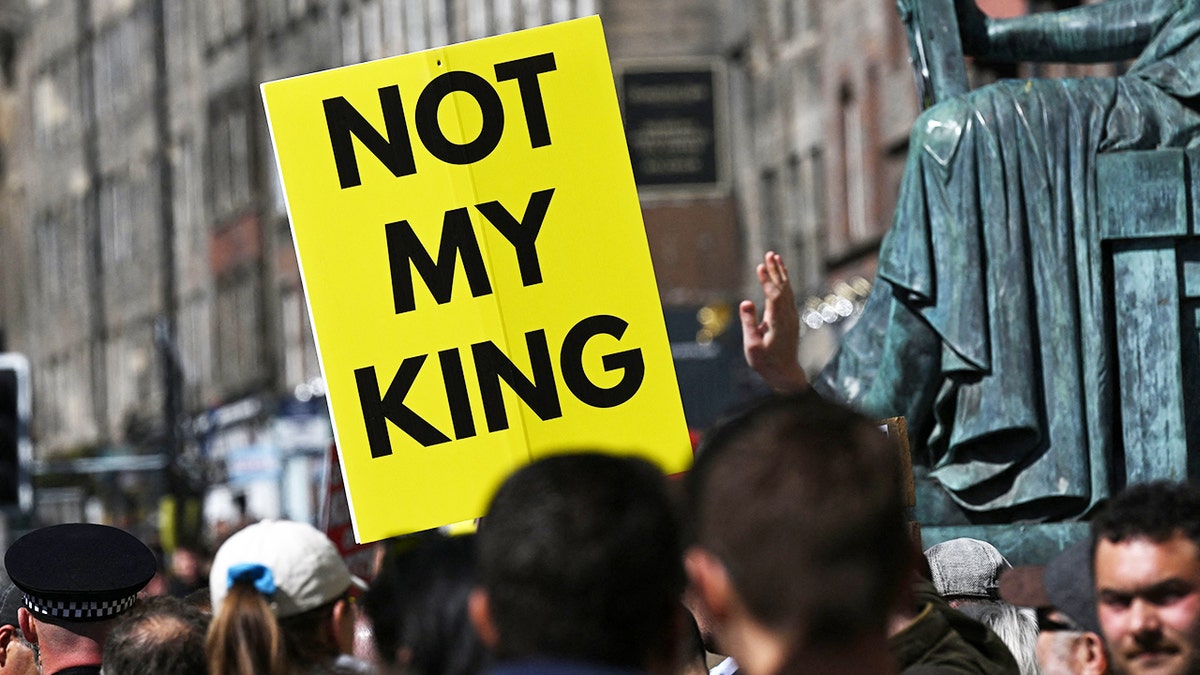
[468,588,500,650]
[16,608,35,647]
[329,597,355,654]
[684,546,734,622]
[1078,631,1108,675]
[0,624,13,666]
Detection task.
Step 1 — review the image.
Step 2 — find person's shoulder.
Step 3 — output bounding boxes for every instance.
[485,659,650,675]
[890,599,1019,675]
[903,667,976,675]
[709,656,739,675]
[330,654,376,675]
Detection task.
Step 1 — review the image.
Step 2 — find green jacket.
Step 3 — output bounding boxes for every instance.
[889,582,1020,675]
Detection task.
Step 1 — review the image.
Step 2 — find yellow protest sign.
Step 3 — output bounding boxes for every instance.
[262,16,692,543]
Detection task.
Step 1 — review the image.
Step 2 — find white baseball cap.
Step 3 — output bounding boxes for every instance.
[209,519,366,618]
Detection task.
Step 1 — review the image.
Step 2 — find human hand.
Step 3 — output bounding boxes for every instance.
[739,251,808,393]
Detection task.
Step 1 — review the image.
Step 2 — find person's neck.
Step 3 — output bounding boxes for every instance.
[727,620,896,675]
[39,647,102,674]
[782,632,897,675]
[35,632,104,674]
[721,615,788,675]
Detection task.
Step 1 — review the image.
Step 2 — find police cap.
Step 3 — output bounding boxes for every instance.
[4,523,156,622]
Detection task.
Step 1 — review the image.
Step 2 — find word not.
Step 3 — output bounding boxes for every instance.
[354,314,646,456]
[324,52,557,188]
[387,188,554,314]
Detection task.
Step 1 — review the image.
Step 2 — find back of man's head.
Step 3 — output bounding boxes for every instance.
[364,532,489,675]
[686,391,910,644]
[101,595,208,675]
[475,452,683,669]
[1092,480,1200,546]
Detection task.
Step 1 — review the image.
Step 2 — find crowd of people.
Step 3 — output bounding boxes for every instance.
[3,402,1199,675]
[0,252,1198,675]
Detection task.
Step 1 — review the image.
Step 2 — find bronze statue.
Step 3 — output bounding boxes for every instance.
[743,0,1200,520]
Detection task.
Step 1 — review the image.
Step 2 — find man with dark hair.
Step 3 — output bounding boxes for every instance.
[364,531,489,675]
[684,391,912,674]
[1092,481,1200,675]
[100,595,208,675]
[469,452,685,675]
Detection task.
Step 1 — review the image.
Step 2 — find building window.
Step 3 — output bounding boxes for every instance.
[341,9,362,65]
[805,0,821,31]
[179,295,213,405]
[100,177,133,265]
[410,0,435,52]
[289,0,311,20]
[93,9,152,123]
[468,0,491,38]
[522,0,545,27]
[175,137,205,255]
[494,0,515,33]
[382,0,405,56]
[263,0,289,33]
[792,148,826,287]
[761,169,782,252]
[207,97,255,226]
[282,288,320,388]
[215,274,262,389]
[361,0,385,60]
[432,0,452,46]
[205,0,246,49]
[33,59,81,152]
[36,214,62,301]
[786,154,804,275]
[840,85,868,243]
[551,0,573,22]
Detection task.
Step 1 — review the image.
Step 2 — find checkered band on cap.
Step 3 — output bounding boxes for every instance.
[22,592,138,620]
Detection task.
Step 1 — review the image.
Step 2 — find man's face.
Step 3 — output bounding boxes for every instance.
[1035,610,1085,675]
[1096,533,1200,675]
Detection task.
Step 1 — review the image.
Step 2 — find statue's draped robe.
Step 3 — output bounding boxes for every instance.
[816,0,1200,515]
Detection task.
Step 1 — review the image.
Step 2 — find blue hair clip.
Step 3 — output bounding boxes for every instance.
[226,562,277,597]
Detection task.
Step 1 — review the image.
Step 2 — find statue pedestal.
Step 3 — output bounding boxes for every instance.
[920,522,1091,565]
[1099,148,1200,485]
[914,149,1200,565]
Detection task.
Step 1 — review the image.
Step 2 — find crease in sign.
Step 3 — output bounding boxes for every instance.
[379,49,524,530]
[434,47,575,472]
[435,47,537,473]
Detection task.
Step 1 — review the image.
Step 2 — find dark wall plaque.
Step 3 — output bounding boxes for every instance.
[620,65,723,190]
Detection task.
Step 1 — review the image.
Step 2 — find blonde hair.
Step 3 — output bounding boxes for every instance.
[205,583,286,675]
[205,579,346,675]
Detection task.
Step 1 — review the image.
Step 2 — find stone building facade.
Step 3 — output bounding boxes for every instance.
[3,0,743,524]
